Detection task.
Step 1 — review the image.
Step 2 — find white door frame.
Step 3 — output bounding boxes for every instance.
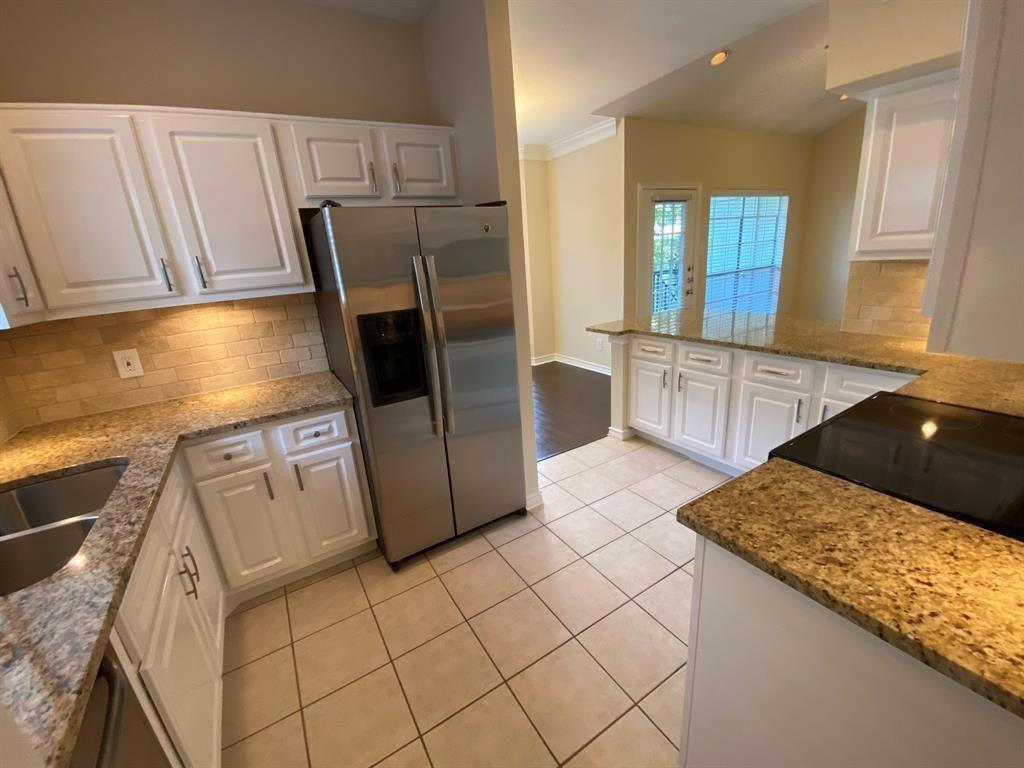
[636,182,702,317]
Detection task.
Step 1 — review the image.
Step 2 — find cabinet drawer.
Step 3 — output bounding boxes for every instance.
[743,354,816,392]
[184,430,268,480]
[823,365,915,401]
[631,338,673,362]
[275,410,350,455]
[678,344,732,374]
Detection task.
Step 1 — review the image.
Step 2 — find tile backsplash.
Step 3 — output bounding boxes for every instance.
[841,260,931,340]
[0,294,328,443]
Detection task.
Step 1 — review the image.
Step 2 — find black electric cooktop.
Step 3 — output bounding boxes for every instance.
[770,392,1024,542]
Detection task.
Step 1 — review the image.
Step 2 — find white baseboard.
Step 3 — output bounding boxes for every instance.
[526,491,544,511]
[607,426,635,440]
[537,354,611,375]
[531,354,556,365]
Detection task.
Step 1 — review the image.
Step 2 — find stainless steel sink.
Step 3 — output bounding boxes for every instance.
[0,462,128,597]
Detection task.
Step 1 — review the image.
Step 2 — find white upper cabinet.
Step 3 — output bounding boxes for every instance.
[0,110,177,308]
[142,113,306,294]
[0,173,43,326]
[851,76,957,259]
[287,121,380,199]
[380,127,457,199]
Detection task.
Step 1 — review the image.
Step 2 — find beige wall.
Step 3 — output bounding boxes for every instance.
[519,158,556,359]
[547,134,625,370]
[0,0,436,124]
[826,0,965,92]
[795,108,866,320]
[0,295,327,439]
[622,117,812,318]
[842,260,931,338]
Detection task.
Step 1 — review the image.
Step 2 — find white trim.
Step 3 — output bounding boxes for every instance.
[546,118,617,160]
[552,354,610,375]
[526,492,544,512]
[531,354,557,365]
[607,426,635,441]
[636,182,703,317]
[518,144,547,161]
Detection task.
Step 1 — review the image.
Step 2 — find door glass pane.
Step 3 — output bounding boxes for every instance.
[650,199,687,313]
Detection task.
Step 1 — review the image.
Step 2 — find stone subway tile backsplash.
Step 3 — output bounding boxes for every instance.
[841,260,932,340]
[0,294,328,441]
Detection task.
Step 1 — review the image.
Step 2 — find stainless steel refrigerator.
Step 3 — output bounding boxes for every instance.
[309,205,526,564]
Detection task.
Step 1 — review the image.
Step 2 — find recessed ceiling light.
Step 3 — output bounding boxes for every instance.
[838,93,850,101]
[709,49,730,67]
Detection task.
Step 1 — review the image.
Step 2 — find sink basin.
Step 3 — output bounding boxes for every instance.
[0,516,98,596]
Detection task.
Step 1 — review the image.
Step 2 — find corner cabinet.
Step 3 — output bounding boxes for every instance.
[734,381,809,470]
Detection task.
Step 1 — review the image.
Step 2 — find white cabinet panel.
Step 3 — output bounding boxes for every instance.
[0,110,176,307]
[176,489,225,661]
[629,358,671,438]
[852,77,957,258]
[195,463,299,588]
[0,174,44,325]
[734,381,809,470]
[141,552,221,768]
[288,442,372,559]
[116,519,171,665]
[381,128,457,199]
[288,122,380,198]
[672,368,730,458]
[144,114,305,293]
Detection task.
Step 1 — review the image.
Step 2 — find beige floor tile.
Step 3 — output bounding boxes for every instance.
[304,665,416,768]
[480,511,542,548]
[591,489,664,531]
[597,452,663,487]
[564,708,678,768]
[221,647,299,746]
[578,603,687,700]
[377,739,431,768]
[357,555,436,605]
[630,472,701,511]
[546,507,625,556]
[498,528,578,585]
[631,443,685,470]
[373,578,463,657]
[223,596,291,672]
[556,469,623,505]
[424,685,555,768]
[532,484,585,524]
[284,559,354,593]
[635,569,693,643]
[425,531,493,574]
[537,452,588,482]
[393,624,501,731]
[294,608,389,705]
[565,439,625,468]
[469,590,571,677]
[640,667,686,747]
[509,641,630,763]
[632,514,698,566]
[663,459,730,492]
[229,587,284,616]
[537,471,553,489]
[532,560,628,634]
[354,546,383,564]
[287,567,369,640]
[586,535,675,597]
[222,712,307,768]
[440,550,526,617]
[683,558,694,575]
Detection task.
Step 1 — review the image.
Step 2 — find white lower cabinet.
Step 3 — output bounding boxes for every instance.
[734,381,810,470]
[671,368,730,458]
[177,490,226,656]
[816,396,855,425]
[629,358,672,437]
[287,442,370,558]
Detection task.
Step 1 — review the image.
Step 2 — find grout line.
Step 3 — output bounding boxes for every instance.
[640,663,687,749]
[368,736,421,768]
[283,576,314,768]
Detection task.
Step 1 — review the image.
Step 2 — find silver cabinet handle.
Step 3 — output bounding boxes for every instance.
[392,162,402,194]
[223,452,233,461]
[795,398,804,424]
[640,345,662,354]
[677,371,684,392]
[95,655,126,768]
[159,258,173,292]
[822,403,830,421]
[425,254,455,434]
[177,562,198,599]
[368,161,378,194]
[7,266,29,306]
[194,256,208,289]
[662,369,668,388]
[412,255,445,437]
[183,545,199,583]
[294,464,305,491]
[759,365,793,377]
[689,354,716,364]
[263,471,275,500]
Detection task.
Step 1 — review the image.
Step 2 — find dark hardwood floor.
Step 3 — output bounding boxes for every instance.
[532,361,611,460]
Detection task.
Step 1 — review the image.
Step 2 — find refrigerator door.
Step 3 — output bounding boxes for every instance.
[416,207,526,532]
[317,206,455,562]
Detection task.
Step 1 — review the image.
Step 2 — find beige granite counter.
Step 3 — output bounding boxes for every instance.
[0,372,352,767]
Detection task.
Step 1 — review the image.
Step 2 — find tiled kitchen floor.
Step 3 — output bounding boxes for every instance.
[221,436,728,768]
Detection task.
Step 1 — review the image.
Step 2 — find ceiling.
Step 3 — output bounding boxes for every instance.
[508,0,814,147]
[596,2,863,136]
[303,0,436,25]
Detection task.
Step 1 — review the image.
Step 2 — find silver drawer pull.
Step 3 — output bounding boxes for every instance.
[313,430,321,438]
[294,464,305,491]
[8,266,30,306]
[689,354,717,364]
[177,564,198,599]
[662,369,668,388]
[392,162,402,194]
[183,546,200,583]
[263,471,275,501]
[796,398,804,424]
[368,161,378,194]
[194,256,208,289]
[759,365,793,377]
[640,345,663,354]
[677,371,684,392]
[223,452,233,461]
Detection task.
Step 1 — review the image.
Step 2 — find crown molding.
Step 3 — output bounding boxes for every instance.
[518,144,547,161]
[517,118,617,163]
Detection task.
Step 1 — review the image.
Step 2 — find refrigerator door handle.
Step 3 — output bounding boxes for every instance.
[412,255,445,438]
[424,253,456,434]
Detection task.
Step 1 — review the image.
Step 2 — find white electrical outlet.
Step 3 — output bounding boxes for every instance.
[113,348,145,379]
[595,337,605,352]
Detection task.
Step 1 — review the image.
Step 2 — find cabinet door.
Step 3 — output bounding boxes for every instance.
[141,553,221,768]
[288,122,380,198]
[195,463,299,589]
[0,110,176,307]
[629,358,671,438]
[735,381,809,469]
[816,396,854,426]
[287,441,372,559]
[671,368,730,458]
[380,128,457,198]
[0,173,44,326]
[176,489,225,663]
[143,113,305,293]
[116,520,170,665]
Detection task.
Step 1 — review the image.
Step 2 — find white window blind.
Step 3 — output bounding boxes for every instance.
[650,199,687,313]
[704,194,789,315]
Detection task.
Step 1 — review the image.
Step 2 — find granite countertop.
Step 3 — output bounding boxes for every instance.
[587,311,1024,718]
[0,372,352,768]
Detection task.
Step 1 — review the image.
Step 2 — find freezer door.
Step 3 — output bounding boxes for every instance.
[321,206,455,562]
[416,207,526,532]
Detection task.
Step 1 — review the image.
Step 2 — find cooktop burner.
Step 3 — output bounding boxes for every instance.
[769,392,1024,542]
